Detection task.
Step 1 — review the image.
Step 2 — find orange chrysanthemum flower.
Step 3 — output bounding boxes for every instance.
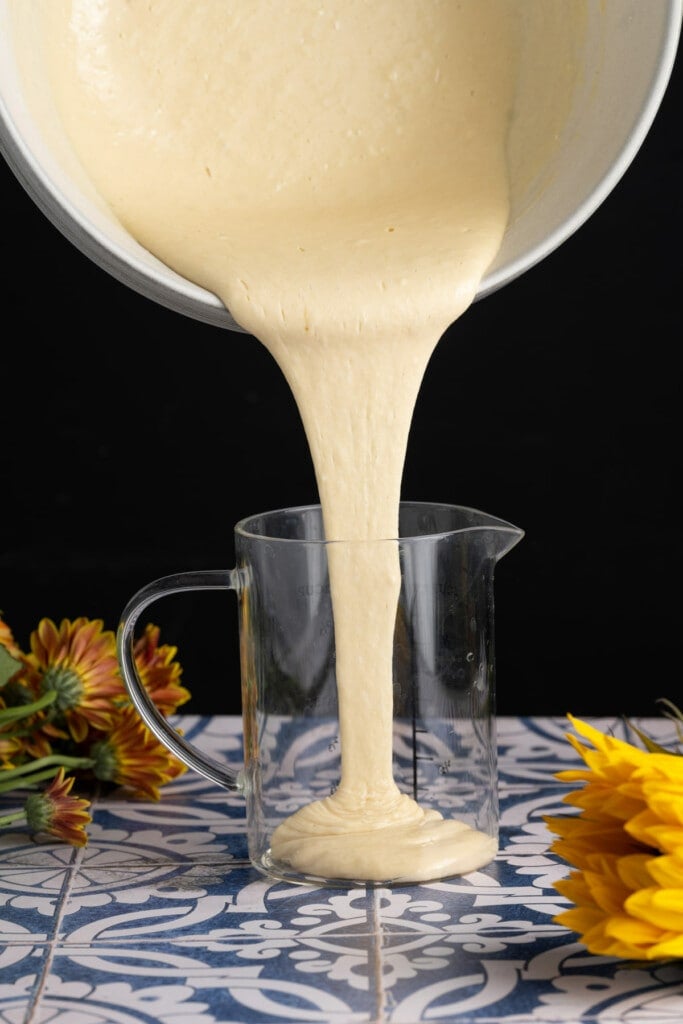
[0,613,22,658]
[133,623,191,716]
[24,767,91,847]
[24,618,126,743]
[1,618,53,764]
[89,704,186,800]
[0,715,24,769]
[0,693,54,765]
[2,610,190,846]
[545,713,683,962]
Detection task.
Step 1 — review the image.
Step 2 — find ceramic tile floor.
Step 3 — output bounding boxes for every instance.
[2,715,683,1024]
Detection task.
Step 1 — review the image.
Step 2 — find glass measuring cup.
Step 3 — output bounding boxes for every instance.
[117,501,523,886]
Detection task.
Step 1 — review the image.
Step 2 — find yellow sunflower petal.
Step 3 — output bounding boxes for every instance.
[550,713,683,962]
[604,912,664,946]
[625,886,683,932]
[643,932,683,960]
[616,853,658,892]
[565,716,651,774]
[646,853,683,889]
[548,826,641,872]
[580,921,645,959]
[639,770,683,825]
[554,873,595,909]
[582,870,629,916]
[627,811,683,854]
[565,784,644,822]
[554,905,606,938]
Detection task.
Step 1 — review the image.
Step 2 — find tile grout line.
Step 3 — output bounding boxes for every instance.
[24,844,85,1024]
[369,887,387,1024]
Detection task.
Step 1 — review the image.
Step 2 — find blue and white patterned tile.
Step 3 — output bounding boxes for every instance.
[381,938,683,1023]
[497,786,576,902]
[0,946,50,1024]
[0,828,81,870]
[380,933,573,1022]
[212,878,379,943]
[23,941,683,1024]
[3,715,681,1024]
[499,778,574,820]
[56,871,379,945]
[519,952,683,1023]
[55,864,246,938]
[100,776,248,814]
[81,812,246,867]
[44,940,377,1023]
[220,883,380,945]
[95,795,252,895]
[376,871,568,940]
[56,865,281,941]
[498,716,587,787]
[377,934,564,1023]
[0,841,75,939]
[0,869,69,941]
[168,714,244,760]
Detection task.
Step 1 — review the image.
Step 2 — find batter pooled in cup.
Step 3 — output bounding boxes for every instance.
[25,0,584,881]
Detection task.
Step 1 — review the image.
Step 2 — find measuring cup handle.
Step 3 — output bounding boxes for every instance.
[117,569,242,791]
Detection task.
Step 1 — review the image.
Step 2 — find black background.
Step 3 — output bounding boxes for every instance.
[1,53,681,720]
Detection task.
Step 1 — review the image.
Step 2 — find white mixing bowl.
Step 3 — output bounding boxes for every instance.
[0,1,680,333]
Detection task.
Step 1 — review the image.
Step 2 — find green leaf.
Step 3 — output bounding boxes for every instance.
[625,715,683,756]
[0,645,23,689]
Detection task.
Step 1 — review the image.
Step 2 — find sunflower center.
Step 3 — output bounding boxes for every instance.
[41,665,84,711]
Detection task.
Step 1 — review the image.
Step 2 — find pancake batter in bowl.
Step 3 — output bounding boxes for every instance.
[17,0,585,881]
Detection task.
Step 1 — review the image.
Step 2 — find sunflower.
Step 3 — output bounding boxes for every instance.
[24,617,126,743]
[545,713,683,961]
[89,704,186,800]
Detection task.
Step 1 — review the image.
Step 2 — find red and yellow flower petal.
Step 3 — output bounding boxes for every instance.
[90,705,187,800]
[0,614,23,658]
[24,767,91,847]
[24,617,126,743]
[133,624,190,716]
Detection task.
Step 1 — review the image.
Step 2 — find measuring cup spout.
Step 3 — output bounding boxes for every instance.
[401,503,523,562]
[475,512,524,563]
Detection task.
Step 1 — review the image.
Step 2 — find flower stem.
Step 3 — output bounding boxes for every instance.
[0,755,94,793]
[0,809,28,827]
[0,767,65,791]
[0,689,58,724]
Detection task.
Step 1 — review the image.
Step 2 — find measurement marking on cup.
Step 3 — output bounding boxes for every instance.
[411,724,432,798]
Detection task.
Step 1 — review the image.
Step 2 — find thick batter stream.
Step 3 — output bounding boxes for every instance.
[19,1,584,881]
